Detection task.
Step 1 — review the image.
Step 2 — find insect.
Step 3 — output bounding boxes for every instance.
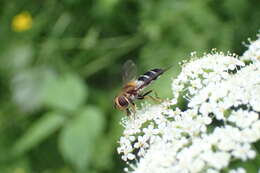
[114,60,169,116]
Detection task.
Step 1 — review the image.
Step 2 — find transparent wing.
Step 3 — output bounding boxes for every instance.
[122,59,137,84]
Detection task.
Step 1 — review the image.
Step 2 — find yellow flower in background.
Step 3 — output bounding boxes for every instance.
[12,11,32,32]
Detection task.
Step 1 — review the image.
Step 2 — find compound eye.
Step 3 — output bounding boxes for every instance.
[118,96,129,107]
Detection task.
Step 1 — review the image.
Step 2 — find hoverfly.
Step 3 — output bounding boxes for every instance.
[114,60,169,115]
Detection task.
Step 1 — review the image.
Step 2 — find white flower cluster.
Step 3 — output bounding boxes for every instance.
[117,35,260,173]
[241,33,260,63]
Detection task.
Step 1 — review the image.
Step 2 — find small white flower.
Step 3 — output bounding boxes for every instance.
[207,169,219,173]
[134,136,149,149]
[126,153,136,160]
[231,143,256,161]
[241,37,260,62]
[229,167,246,173]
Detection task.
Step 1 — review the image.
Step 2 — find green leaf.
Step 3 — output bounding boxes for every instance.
[12,112,66,155]
[42,73,87,112]
[0,156,31,173]
[1,43,33,71]
[93,112,123,170]
[59,106,104,171]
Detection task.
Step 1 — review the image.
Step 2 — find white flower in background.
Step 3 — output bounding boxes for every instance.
[229,168,246,173]
[118,33,260,173]
[241,33,260,62]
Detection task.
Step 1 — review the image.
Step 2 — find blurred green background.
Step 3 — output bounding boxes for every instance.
[0,0,259,173]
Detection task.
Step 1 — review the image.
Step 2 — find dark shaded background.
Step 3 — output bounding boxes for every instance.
[0,0,259,172]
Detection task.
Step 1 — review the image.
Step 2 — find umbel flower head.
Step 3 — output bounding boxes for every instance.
[117,33,260,173]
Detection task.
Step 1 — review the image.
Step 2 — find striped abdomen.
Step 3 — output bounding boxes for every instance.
[137,68,164,89]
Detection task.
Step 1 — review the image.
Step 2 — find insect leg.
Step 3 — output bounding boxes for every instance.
[139,90,163,103]
[153,91,161,100]
[137,90,153,99]
[130,102,137,114]
[144,95,162,103]
[137,95,144,99]
[125,102,137,116]
[126,108,131,116]
[143,90,153,97]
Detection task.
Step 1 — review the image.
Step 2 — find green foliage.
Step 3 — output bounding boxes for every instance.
[42,73,87,112]
[59,106,104,171]
[12,112,66,155]
[0,0,259,172]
